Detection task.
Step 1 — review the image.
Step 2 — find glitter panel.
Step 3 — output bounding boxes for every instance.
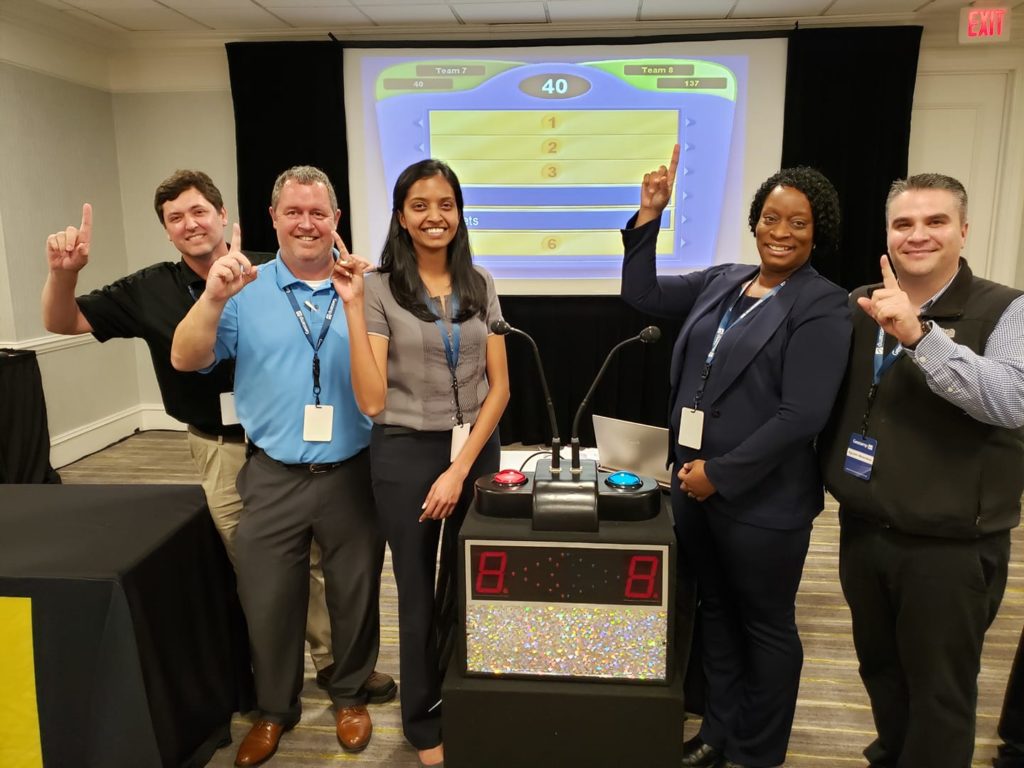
[465,603,668,680]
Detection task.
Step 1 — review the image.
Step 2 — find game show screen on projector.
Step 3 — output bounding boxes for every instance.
[344,39,787,294]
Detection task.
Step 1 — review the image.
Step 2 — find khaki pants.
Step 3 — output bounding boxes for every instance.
[187,428,333,671]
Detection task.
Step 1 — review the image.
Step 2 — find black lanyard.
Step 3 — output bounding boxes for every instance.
[283,286,338,406]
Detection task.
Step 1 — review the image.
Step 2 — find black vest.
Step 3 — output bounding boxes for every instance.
[820,260,1024,538]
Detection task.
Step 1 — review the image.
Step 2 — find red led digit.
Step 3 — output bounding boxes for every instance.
[624,554,659,599]
[475,550,508,595]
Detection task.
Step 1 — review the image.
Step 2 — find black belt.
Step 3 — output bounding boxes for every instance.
[187,424,247,443]
[250,445,364,474]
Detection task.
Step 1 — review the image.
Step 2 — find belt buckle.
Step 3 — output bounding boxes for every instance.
[308,463,330,474]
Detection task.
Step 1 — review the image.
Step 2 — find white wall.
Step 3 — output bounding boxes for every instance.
[1,10,1023,467]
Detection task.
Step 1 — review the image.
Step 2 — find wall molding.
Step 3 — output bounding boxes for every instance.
[1,332,95,355]
[49,403,184,469]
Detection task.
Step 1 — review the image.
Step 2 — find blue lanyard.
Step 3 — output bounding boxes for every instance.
[859,328,904,435]
[426,293,464,424]
[692,280,783,408]
[873,327,903,386]
[284,286,338,406]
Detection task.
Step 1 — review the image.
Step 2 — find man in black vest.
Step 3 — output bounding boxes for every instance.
[820,173,1024,768]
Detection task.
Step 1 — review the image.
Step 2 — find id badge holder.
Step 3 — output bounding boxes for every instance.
[450,422,471,462]
[303,404,334,442]
[219,391,240,426]
[843,433,877,480]
[679,407,704,449]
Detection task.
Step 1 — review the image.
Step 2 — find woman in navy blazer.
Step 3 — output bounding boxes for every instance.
[621,146,851,768]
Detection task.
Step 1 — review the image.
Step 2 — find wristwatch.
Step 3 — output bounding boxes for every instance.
[905,319,933,350]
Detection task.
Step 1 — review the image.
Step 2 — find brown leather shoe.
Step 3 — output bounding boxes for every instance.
[234,720,285,767]
[364,669,397,704]
[336,705,372,752]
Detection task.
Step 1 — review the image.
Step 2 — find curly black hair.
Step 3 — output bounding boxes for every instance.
[747,167,841,258]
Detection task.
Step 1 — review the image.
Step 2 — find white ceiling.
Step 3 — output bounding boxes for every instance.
[13,0,1023,36]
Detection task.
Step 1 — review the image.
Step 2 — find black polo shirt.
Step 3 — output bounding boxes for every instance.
[76,250,274,437]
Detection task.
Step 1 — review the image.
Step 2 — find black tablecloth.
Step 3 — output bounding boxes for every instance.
[0,484,253,767]
[0,349,60,483]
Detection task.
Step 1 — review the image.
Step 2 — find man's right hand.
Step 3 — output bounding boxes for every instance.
[46,203,92,273]
[205,223,257,302]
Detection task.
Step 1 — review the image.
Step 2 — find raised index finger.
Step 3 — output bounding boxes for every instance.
[332,230,350,260]
[229,222,242,255]
[880,254,899,290]
[80,203,93,242]
[666,143,680,185]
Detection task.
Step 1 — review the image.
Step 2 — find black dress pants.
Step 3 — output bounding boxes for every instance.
[675,489,811,768]
[996,626,1024,768]
[369,425,500,749]
[839,512,1009,768]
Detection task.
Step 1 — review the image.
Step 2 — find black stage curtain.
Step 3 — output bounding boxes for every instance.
[783,26,922,291]
[226,29,921,444]
[225,41,352,253]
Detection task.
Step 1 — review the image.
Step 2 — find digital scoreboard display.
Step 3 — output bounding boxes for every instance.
[463,539,669,681]
[367,56,740,279]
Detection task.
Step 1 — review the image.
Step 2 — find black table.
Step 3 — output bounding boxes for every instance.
[0,485,253,767]
[0,349,60,483]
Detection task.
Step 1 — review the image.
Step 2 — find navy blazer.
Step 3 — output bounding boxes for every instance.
[621,218,851,529]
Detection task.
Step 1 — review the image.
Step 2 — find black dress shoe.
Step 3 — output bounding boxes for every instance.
[681,735,722,767]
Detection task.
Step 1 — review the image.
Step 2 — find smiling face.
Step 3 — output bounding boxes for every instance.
[886,188,967,288]
[397,173,461,261]
[161,187,228,263]
[269,179,341,279]
[754,185,815,281]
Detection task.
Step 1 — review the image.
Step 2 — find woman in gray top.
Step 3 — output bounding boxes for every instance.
[336,159,510,767]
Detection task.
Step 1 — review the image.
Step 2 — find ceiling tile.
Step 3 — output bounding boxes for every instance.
[267,5,371,24]
[358,4,459,23]
[164,5,291,28]
[731,0,832,18]
[453,2,547,22]
[827,0,926,13]
[64,5,209,30]
[548,0,639,22]
[640,0,735,20]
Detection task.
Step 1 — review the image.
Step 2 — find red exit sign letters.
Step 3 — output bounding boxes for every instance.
[959,6,1012,44]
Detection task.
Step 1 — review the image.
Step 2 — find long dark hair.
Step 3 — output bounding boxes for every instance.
[377,159,487,323]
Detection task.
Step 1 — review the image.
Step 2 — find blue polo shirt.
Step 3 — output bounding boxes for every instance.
[209,254,371,464]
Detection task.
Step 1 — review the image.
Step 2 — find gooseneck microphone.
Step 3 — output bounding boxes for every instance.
[490,319,563,470]
[569,326,661,472]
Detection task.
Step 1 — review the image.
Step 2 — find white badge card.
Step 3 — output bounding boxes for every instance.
[679,407,704,449]
[843,433,877,480]
[303,404,334,442]
[450,422,471,462]
[219,391,240,426]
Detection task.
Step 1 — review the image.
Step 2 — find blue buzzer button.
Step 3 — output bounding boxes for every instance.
[605,471,642,490]
[492,469,528,487]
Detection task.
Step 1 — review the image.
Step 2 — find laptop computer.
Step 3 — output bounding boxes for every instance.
[592,414,672,488]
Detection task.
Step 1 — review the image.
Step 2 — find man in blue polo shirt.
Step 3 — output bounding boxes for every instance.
[172,166,384,767]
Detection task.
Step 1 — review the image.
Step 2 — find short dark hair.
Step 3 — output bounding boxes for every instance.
[748,167,842,258]
[270,165,338,212]
[886,173,968,224]
[153,170,224,224]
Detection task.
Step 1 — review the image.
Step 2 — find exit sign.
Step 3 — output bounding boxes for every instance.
[959,5,1012,44]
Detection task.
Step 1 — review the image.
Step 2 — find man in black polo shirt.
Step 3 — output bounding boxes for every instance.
[41,170,395,704]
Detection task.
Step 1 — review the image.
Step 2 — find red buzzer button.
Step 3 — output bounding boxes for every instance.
[492,469,527,487]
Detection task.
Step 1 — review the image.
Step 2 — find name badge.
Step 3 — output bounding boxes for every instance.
[219,391,240,426]
[451,422,471,462]
[843,433,877,481]
[303,404,334,442]
[678,407,704,449]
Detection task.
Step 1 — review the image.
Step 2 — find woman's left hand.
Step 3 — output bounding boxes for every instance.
[420,465,469,521]
[678,459,717,502]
